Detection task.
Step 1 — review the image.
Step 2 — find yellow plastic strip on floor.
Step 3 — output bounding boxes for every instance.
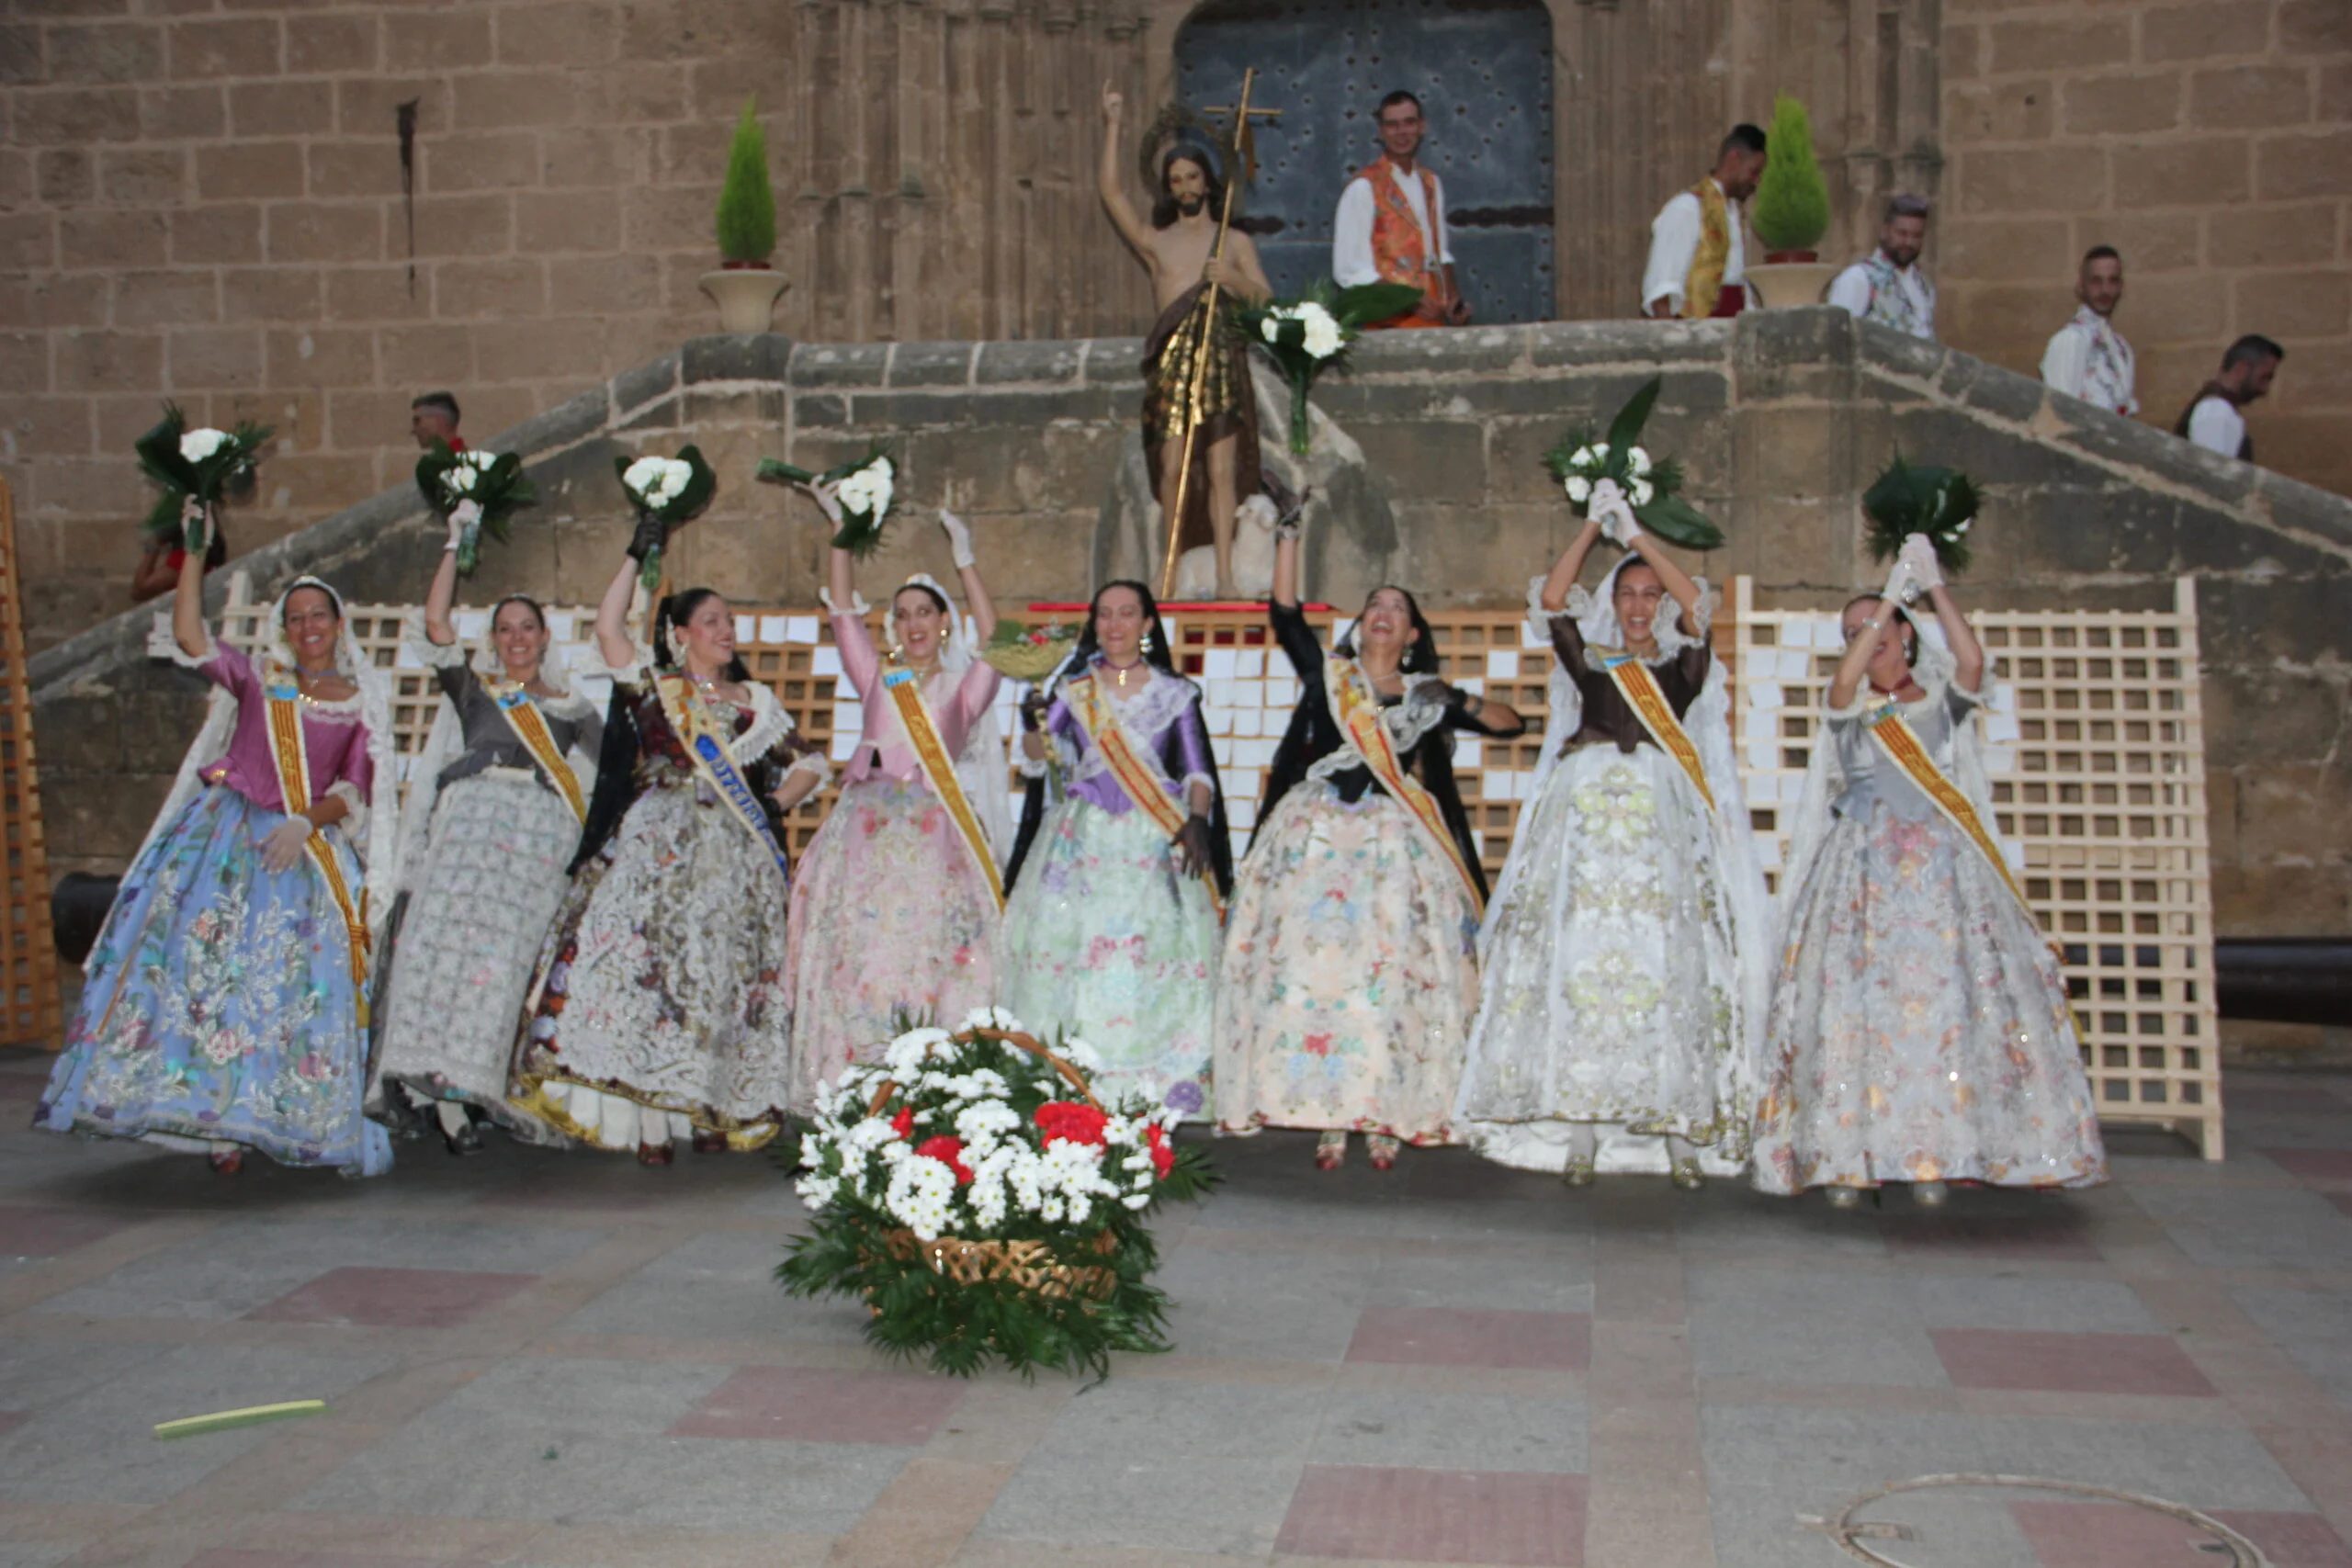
[153,1399,327,1440]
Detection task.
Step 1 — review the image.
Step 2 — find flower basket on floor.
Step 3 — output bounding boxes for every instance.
[980,618,1080,682]
[778,1009,1218,1379]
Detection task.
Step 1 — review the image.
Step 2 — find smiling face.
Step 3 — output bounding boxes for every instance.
[676,593,735,673]
[492,599,549,682]
[1092,585,1148,665]
[281,585,342,671]
[1378,99,1425,163]
[1881,213,1928,269]
[1612,562,1669,651]
[2078,254,2124,318]
[1355,586,1422,665]
[1841,597,1917,692]
[892,586,949,666]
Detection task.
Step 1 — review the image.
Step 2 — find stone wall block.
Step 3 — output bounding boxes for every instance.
[2277,0,2352,55]
[287,14,379,75]
[55,331,163,395]
[306,141,403,201]
[1942,217,2076,281]
[471,319,606,382]
[548,254,664,317]
[1525,319,1726,369]
[975,340,1081,386]
[410,193,514,258]
[2257,468,2352,551]
[2060,73,2183,137]
[2112,137,2252,209]
[266,326,376,388]
[887,342,978,389]
[421,132,543,196]
[167,17,282,80]
[451,71,583,132]
[1353,326,1531,378]
[1986,16,2131,73]
[2082,213,2203,274]
[334,76,448,139]
[1351,421,1487,503]
[0,25,40,85]
[323,266,425,325]
[1960,146,2111,215]
[2190,65,2316,132]
[196,140,305,202]
[166,327,265,390]
[170,205,262,267]
[35,149,93,207]
[113,270,220,331]
[494,3,620,67]
[682,333,793,386]
[383,10,492,72]
[4,399,95,459]
[615,395,680,432]
[48,22,162,85]
[379,324,480,387]
[139,85,225,141]
[2141,1,2277,62]
[2202,204,2339,268]
[2252,130,2352,200]
[1951,80,2055,142]
[266,203,384,266]
[231,80,334,139]
[514,192,621,256]
[0,332,48,393]
[15,85,140,143]
[2231,269,2351,337]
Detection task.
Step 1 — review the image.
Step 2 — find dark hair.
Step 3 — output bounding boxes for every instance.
[654,587,751,682]
[411,390,460,423]
[281,580,343,624]
[1883,192,1931,223]
[2222,333,2285,370]
[1151,148,1226,231]
[490,593,548,632]
[1074,580,1178,675]
[1842,592,1918,665]
[891,580,950,617]
[1377,90,1423,118]
[2081,244,2120,269]
[1338,584,1440,676]
[1720,122,1767,158]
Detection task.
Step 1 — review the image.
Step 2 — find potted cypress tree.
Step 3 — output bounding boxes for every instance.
[700,96,789,333]
[1745,94,1838,309]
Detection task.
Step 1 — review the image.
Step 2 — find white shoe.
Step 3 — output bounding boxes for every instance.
[1824,1186,1862,1210]
[1912,1180,1949,1207]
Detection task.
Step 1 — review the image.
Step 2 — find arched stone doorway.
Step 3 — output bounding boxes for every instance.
[1172,0,1556,324]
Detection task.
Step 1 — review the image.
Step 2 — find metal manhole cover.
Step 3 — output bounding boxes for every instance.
[1812,1473,2268,1567]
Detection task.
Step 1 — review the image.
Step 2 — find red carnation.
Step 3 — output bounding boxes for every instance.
[914,1134,974,1184]
[1035,1100,1109,1148]
[890,1104,914,1139]
[1146,1123,1176,1180]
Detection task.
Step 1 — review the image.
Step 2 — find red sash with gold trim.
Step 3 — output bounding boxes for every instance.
[1068,672,1224,918]
[882,667,1005,909]
[262,669,371,1023]
[1329,658,1484,914]
[1597,650,1715,811]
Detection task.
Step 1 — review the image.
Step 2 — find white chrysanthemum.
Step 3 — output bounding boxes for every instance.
[1565,475,1592,505]
[883,1026,954,1076]
[1629,478,1656,508]
[180,428,229,463]
[1295,302,1344,359]
[956,1100,1022,1143]
[1260,316,1282,344]
[623,456,692,509]
[837,456,894,519]
[1057,1036,1104,1074]
[962,1005,1023,1032]
[1627,446,1653,477]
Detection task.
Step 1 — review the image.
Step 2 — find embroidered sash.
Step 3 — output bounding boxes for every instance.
[1068,673,1225,918]
[1329,658,1484,914]
[261,668,371,1021]
[1596,650,1715,811]
[1863,704,2040,929]
[1683,179,1731,321]
[486,679,586,824]
[654,675,791,881]
[881,667,1005,908]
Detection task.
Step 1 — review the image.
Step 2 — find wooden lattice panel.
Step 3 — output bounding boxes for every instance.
[0,481,63,1047]
[1725,576,2223,1159]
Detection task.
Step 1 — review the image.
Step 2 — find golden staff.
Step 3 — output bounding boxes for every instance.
[1158,69,1280,601]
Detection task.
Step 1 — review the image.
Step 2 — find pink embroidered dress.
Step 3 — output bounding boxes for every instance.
[786,608,1002,1109]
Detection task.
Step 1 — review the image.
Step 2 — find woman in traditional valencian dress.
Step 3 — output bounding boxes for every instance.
[1456,487,1770,1190]
[374,518,602,1156]
[37,547,395,1176]
[786,498,1007,1107]
[1751,536,2107,1205]
[1001,581,1229,1120]
[514,524,829,1165]
[1215,524,1526,1169]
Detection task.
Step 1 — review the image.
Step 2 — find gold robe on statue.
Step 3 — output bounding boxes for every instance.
[1141,280,1263,561]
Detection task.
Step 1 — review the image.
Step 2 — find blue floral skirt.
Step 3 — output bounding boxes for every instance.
[36,784,391,1175]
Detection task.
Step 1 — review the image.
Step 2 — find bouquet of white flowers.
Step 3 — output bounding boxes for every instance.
[615,446,717,591]
[417,443,536,576]
[1862,454,1978,573]
[779,1008,1216,1378]
[1239,279,1421,454]
[1542,376,1724,550]
[134,403,272,555]
[756,446,897,558]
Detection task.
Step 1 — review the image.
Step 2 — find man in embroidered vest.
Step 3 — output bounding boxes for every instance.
[1100,82,1272,600]
[2041,246,2137,416]
[1331,91,1470,329]
[1641,123,1768,319]
[2176,334,2283,462]
[1829,193,1938,340]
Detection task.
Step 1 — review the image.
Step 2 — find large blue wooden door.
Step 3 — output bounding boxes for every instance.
[1174,0,1555,324]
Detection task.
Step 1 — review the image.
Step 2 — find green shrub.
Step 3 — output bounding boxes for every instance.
[715,96,776,264]
[1750,93,1831,256]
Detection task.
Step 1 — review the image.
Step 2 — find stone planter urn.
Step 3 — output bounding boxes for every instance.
[1745,257,1839,310]
[700,265,789,333]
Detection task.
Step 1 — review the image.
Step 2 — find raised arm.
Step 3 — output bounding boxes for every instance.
[1622,525,1706,635]
[423,512,462,646]
[1272,522,1302,610]
[1540,516,1606,613]
[1899,536,1984,694]
[1829,556,1915,711]
[1098,84,1153,263]
[594,549,639,673]
[171,511,210,659]
[938,510,996,645]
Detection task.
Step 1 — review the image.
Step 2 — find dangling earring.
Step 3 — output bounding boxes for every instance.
[1139,625,1157,658]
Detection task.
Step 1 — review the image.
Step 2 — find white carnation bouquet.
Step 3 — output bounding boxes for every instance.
[614,446,716,590]
[134,402,272,555]
[1240,278,1422,454]
[778,1008,1216,1378]
[755,445,897,557]
[417,445,536,576]
[1542,376,1724,550]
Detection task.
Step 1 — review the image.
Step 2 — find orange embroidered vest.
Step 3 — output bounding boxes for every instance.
[1358,162,1447,299]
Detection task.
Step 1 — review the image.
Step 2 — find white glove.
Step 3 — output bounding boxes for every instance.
[447,499,481,550]
[1897,532,1943,594]
[808,477,843,524]
[939,508,975,570]
[1589,478,1641,546]
[1879,553,1916,609]
[259,816,313,874]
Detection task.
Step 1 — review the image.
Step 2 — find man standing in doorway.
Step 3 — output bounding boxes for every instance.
[1332,91,1471,329]
[1100,82,1273,600]
[2041,247,2138,416]
[1641,124,1768,319]
[1829,194,1938,340]
[2177,335,2284,462]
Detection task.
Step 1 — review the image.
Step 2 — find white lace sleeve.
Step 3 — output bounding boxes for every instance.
[325,778,368,844]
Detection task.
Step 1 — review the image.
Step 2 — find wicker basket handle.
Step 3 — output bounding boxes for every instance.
[864,1026,1104,1119]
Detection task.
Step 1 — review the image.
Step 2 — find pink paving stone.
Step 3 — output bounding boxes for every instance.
[1345,1307,1592,1371]
[2263,1148,2352,1184]
[2012,1500,2352,1568]
[244,1267,539,1330]
[1276,1465,1587,1567]
[0,1205,133,1258]
[668,1365,965,1445]
[1879,1214,2104,1262]
[1930,1329,2217,1397]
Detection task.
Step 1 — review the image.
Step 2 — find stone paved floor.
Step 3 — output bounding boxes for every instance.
[3,1047,2350,1568]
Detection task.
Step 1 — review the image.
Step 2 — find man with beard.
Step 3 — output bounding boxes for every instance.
[1829,193,1938,340]
[1100,82,1272,601]
[2041,246,2138,416]
[1642,123,1768,319]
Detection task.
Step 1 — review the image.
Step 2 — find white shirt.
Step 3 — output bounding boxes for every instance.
[1331,163,1453,288]
[1828,254,1938,339]
[2186,397,2247,458]
[1640,180,1746,314]
[2040,306,2138,416]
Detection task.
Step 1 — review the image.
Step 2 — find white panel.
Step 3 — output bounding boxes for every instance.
[758,615,791,642]
[734,615,755,641]
[1453,737,1481,769]
[1487,650,1518,680]
[835,700,864,732]
[811,647,842,676]
[830,730,860,760]
[1204,648,1238,678]
[1747,683,1785,710]
[786,615,820,645]
[1232,709,1261,738]
[1236,649,1264,678]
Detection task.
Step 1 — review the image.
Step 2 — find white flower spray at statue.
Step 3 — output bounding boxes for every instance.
[1239,278,1422,454]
